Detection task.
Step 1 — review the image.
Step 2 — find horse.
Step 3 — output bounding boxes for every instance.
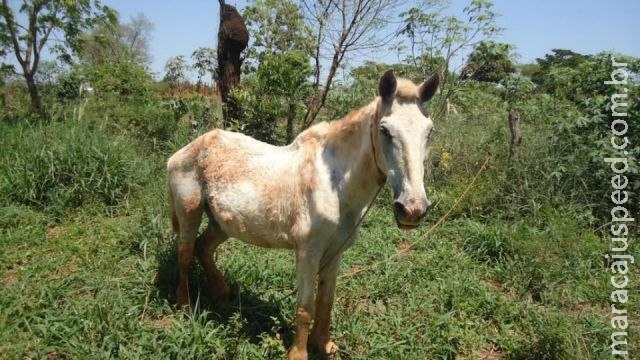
[167,70,439,359]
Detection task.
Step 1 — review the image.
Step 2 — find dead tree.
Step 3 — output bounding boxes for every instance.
[300,0,400,130]
[217,1,248,129]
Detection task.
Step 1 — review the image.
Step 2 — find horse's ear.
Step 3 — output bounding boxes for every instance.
[378,69,397,104]
[419,73,440,103]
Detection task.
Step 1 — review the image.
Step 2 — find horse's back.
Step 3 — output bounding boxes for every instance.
[168,129,309,248]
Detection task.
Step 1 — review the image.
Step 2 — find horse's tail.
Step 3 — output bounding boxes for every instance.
[168,183,180,234]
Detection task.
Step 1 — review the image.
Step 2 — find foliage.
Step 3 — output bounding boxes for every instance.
[256,51,312,142]
[0,0,117,114]
[243,0,313,71]
[0,120,149,218]
[461,40,516,83]
[163,55,191,90]
[226,84,280,145]
[399,0,503,120]
[77,58,156,102]
[540,52,640,217]
[532,48,591,87]
[242,0,315,141]
[191,47,216,87]
[500,73,536,111]
[400,0,503,77]
[81,12,155,66]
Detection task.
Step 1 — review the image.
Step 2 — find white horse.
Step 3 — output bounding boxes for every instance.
[167,70,439,359]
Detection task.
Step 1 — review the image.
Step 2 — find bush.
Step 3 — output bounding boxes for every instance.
[0,120,150,218]
[227,87,281,145]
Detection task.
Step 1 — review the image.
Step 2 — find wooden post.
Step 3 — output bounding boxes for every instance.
[508,109,522,160]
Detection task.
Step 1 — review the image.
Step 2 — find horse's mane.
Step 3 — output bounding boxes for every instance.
[395,78,422,101]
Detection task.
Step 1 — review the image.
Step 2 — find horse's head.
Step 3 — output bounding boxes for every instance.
[374,70,439,230]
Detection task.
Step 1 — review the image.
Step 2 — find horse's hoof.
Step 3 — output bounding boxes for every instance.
[322,341,339,359]
[176,290,190,307]
[204,281,231,303]
[287,347,308,360]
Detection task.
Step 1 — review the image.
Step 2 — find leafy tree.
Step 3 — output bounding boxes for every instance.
[399,0,503,118]
[243,0,312,69]
[400,0,502,79]
[500,73,535,111]
[531,48,591,89]
[191,47,216,90]
[518,63,540,79]
[0,0,116,114]
[256,51,312,142]
[243,0,313,142]
[163,55,190,92]
[461,40,516,83]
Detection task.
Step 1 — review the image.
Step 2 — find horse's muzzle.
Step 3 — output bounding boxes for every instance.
[393,198,431,229]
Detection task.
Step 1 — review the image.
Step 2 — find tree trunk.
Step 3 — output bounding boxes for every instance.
[301,46,343,130]
[1,89,7,117]
[216,1,248,129]
[508,109,522,160]
[24,70,42,115]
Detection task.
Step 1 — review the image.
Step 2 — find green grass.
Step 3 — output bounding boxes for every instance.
[1,108,637,359]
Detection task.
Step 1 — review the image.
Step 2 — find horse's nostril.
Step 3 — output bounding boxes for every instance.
[393,201,408,218]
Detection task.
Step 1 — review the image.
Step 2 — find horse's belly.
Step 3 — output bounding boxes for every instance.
[207,182,304,249]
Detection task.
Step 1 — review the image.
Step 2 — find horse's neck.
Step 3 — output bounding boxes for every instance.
[324,102,382,204]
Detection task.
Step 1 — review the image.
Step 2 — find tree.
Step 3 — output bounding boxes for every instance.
[243,0,313,69]
[256,51,312,142]
[531,49,592,96]
[191,47,216,92]
[82,13,154,66]
[300,0,401,129]
[120,13,154,65]
[0,0,116,114]
[400,0,502,79]
[518,63,540,79]
[461,40,516,83]
[399,0,502,117]
[243,0,313,142]
[163,55,189,93]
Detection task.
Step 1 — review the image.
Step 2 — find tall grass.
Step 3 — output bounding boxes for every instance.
[0,120,151,219]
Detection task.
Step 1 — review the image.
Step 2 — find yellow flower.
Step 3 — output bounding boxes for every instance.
[441,149,451,170]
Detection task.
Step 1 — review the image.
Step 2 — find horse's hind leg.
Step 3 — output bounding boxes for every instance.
[195,222,230,302]
[176,212,202,306]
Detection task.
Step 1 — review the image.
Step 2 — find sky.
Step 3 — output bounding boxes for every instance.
[45,0,640,78]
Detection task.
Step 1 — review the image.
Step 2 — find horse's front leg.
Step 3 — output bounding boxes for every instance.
[288,249,320,360]
[310,255,341,358]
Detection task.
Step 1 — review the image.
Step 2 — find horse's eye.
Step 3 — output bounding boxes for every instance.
[380,126,392,138]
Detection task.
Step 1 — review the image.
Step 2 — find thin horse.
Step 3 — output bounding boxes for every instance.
[167,70,439,359]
